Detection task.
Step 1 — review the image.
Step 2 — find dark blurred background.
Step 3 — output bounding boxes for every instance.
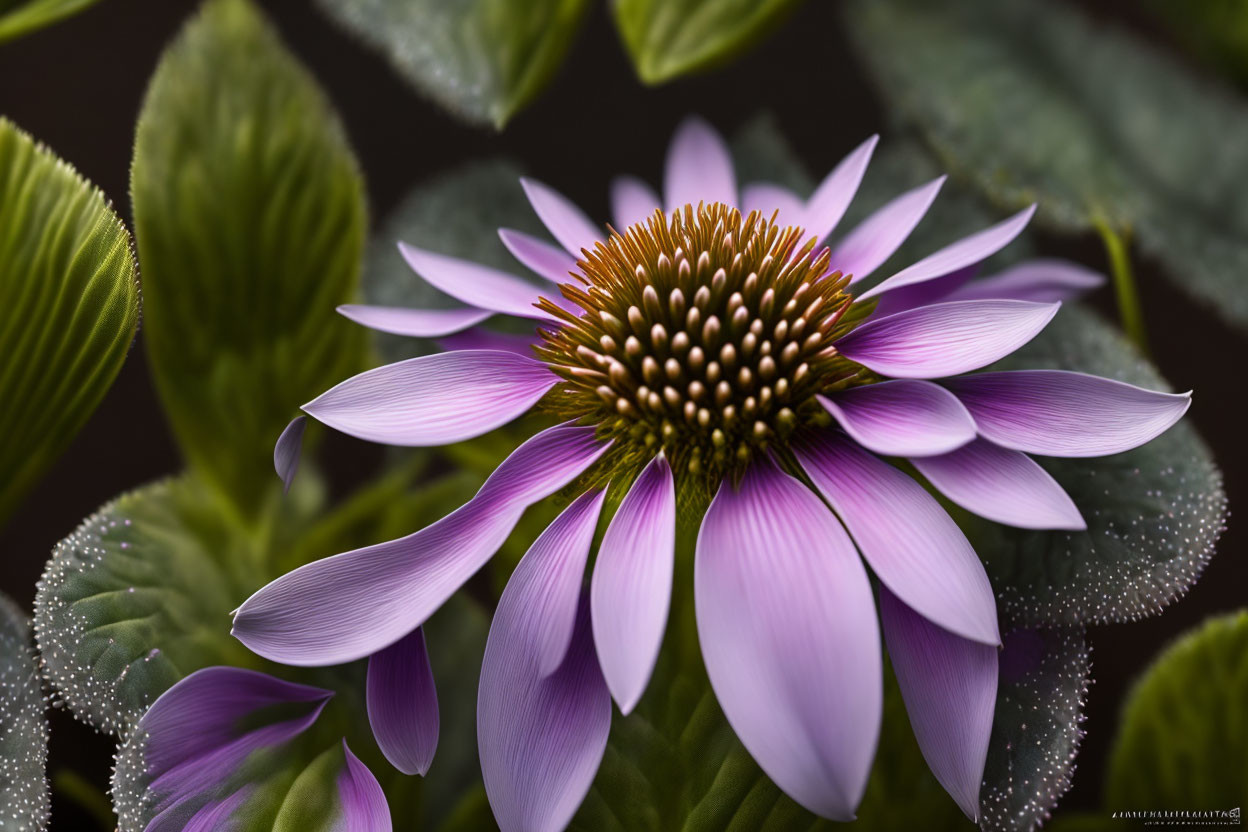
[0,0,1241,828]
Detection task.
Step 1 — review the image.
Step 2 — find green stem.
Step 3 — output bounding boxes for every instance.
[52,769,114,831]
[1094,218,1148,353]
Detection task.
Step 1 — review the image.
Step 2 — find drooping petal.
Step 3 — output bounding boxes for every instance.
[879,587,997,821]
[665,116,737,211]
[303,350,555,447]
[946,370,1192,457]
[232,423,610,666]
[867,264,980,318]
[695,454,881,820]
[479,564,610,831]
[336,304,492,337]
[803,135,878,245]
[610,175,661,230]
[817,380,976,457]
[860,205,1036,300]
[835,300,1059,379]
[367,627,439,776]
[437,328,538,356]
[794,430,999,646]
[181,789,251,832]
[499,229,578,284]
[832,176,945,282]
[398,241,554,321]
[590,454,676,714]
[912,439,1085,531]
[337,740,393,832]
[741,182,807,229]
[274,415,307,494]
[520,177,604,257]
[945,259,1105,303]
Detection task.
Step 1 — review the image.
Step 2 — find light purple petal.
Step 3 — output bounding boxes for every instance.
[590,454,676,714]
[946,370,1192,457]
[232,423,610,666]
[832,176,945,282]
[817,380,976,457]
[181,788,250,832]
[610,175,661,230]
[398,241,554,321]
[520,177,604,257]
[912,439,1085,531]
[803,135,878,245]
[665,116,737,211]
[499,229,578,284]
[835,300,1060,379]
[303,350,555,447]
[860,205,1036,300]
[695,454,881,820]
[337,304,492,337]
[879,587,997,821]
[867,264,980,319]
[367,627,439,776]
[479,586,609,831]
[794,430,999,646]
[437,328,538,356]
[946,259,1105,303]
[741,182,806,228]
[274,415,307,494]
[336,740,392,832]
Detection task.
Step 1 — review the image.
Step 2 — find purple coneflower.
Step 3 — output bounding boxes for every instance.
[233,118,1188,828]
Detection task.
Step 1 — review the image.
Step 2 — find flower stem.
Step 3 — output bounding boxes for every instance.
[1094,218,1148,353]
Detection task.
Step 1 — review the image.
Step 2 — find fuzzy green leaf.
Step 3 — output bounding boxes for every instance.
[0,0,101,43]
[0,594,49,832]
[1105,610,1248,812]
[0,119,140,526]
[131,0,368,517]
[612,0,805,84]
[843,0,1248,332]
[316,0,590,128]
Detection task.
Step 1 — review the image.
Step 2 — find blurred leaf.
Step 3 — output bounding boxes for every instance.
[316,0,590,128]
[0,118,140,526]
[613,0,804,84]
[843,0,1248,332]
[0,0,101,43]
[132,0,368,519]
[1105,610,1248,812]
[1149,0,1248,90]
[962,305,1226,628]
[0,594,49,832]
[728,112,813,194]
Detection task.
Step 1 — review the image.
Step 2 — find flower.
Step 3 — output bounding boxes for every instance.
[232,117,1190,828]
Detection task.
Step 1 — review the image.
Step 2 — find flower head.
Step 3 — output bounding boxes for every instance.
[233,117,1190,827]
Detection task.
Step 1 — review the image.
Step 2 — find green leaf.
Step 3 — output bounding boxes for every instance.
[842,0,1248,332]
[0,0,101,43]
[1147,0,1248,90]
[131,0,368,518]
[0,594,49,832]
[0,118,140,526]
[959,304,1226,628]
[1105,610,1248,812]
[316,0,590,128]
[612,0,805,84]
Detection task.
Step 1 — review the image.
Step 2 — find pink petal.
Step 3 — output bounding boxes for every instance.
[499,229,578,284]
[231,424,610,666]
[520,177,604,257]
[610,175,661,230]
[479,506,610,832]
[912,439,1085,531]
[664,116,737,211]
[695,454,881,820]
[367,627,439,776]
[860,205,1036,300]
[817,380,976,457]
[946,370,1192,457]
[832,176,945,282]
[338,740,393,831]
[946,259,1105,303]
[794,430,999,646]
[274,415,307,494]
[879,587,997,821]
[437,328,538,356]
[835,299,1060,379]
[398,241,554,321]
[741,182,807,228]
[590,454,676,714]
[803,135,879,245]
[303,350,555,447]
[337,304,492,337]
